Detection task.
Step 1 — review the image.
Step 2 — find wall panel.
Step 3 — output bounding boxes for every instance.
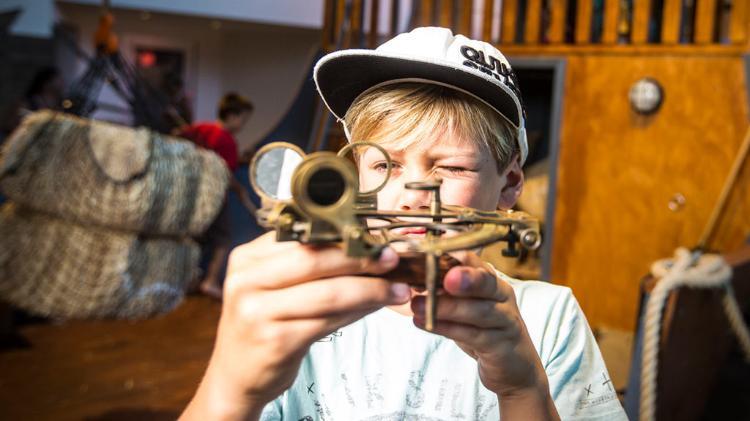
[549,54,749,330]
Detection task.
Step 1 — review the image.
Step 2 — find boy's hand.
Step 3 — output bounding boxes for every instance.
[410,252,550,399]
[183,232,409,420]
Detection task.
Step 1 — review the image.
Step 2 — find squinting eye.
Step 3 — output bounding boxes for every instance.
[439,166,468,175]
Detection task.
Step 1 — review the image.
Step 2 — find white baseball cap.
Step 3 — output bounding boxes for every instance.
[313,26,528,164]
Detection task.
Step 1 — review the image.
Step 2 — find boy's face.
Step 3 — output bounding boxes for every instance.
[358,130,521,213]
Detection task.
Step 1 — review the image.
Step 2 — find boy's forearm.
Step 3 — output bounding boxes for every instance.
[181,367,265,421]
[497,385,561,421]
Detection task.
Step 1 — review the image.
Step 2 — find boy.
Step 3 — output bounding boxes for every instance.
[182,28,627,420]
[180,93,257,299]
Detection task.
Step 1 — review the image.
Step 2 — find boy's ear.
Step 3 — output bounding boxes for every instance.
[497,155,524,210]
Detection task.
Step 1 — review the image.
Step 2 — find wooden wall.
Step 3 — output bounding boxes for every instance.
[549,52,750,330]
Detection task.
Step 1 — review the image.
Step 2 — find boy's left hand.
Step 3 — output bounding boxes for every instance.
[410,252,549,398]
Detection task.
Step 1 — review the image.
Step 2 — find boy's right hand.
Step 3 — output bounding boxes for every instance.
[183,232,408,420]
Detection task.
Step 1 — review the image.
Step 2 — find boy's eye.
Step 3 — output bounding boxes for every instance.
[371,161,400,174]
[438,166,468,175]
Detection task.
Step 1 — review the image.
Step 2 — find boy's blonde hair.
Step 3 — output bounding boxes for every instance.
[344,83,519,172]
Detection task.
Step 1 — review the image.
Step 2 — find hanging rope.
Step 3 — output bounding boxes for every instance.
[639,247,750,421]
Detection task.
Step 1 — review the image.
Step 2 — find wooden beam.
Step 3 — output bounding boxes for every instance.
[547,0,567,43]
[525,0,543,44]
[601,0,620,44]
[662,0,683,44]
[501,0,518,44]
[440,0,453,29]
[422,0,435,27]
[632,0,652,44]
[459,0,472,36]
[730,0,749,44]
[575,0,593,44]
[368,0,380,48]
[694,0,718,44]
[482,0,494,42]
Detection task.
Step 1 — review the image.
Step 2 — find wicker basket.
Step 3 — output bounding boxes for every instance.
[0,111,229,236]
[0,203,199,319]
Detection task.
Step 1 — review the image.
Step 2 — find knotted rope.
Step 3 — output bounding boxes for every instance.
[639,247,750,421]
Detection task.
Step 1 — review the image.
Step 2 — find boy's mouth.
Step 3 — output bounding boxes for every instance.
[394,227,427,237]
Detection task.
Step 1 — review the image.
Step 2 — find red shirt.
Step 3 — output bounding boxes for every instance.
[179,122,239,171]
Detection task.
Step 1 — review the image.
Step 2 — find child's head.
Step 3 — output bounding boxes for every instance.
[218,92,253,133]
[314,27,526,211]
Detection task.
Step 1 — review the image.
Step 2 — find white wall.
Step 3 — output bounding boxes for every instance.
[57,3,320,149]
[60,0,324,29]
[0,0,56,38]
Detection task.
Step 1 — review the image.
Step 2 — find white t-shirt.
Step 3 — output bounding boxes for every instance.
[261,275,627,420]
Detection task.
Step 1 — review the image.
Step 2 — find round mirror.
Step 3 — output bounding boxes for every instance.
[250,142,305,200]
[337,141,391,195]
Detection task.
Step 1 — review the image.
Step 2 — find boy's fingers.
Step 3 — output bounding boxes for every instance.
[412,318,517,351]
[227,246,399,292]
[410,295,515,329]
[442,266,512,302]
[236,277,411,321]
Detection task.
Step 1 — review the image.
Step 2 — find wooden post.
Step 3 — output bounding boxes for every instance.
[662,0,683,44]
[459,0,472,36]
[322,0,335,51]
[602,0,620,44]
[440,0,453,29]
[482,0,494,42]
[729,0,749,44]
[525,0,543,44]
[575,0,593,44]
[368,0,380,48]
[335,0,346,48]
[501,0,519,44]
[694,0,718,44]
[547,0,567,43]
[422,0,436,27]
[632,0,652,44]
[390,0,400,37]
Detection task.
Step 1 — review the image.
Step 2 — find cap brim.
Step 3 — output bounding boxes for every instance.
[314,50,522,128]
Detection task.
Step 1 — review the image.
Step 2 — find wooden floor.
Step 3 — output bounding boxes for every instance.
[0,296,220,420]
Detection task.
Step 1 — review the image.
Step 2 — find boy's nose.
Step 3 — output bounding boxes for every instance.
[397,187,431,211]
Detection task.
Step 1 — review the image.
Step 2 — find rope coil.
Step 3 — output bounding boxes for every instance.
[639,247,750,421]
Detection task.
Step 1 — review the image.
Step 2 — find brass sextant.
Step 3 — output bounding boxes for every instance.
[249,141,541,331]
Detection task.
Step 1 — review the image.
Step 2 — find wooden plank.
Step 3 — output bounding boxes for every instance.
[482,0,494,42]
[440,0,453,28]
[601,0,620,44]
[632,0,652,44]
[694,0,718,44]
[368,0,379,48]
[390,0,400,37]
[730,0,748,44]
[421,0,435,27]
[547,0,567,43]
[501,0,519,44]
[524,0,543,44]
[459,0,472,36]
[662,0,683,44]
